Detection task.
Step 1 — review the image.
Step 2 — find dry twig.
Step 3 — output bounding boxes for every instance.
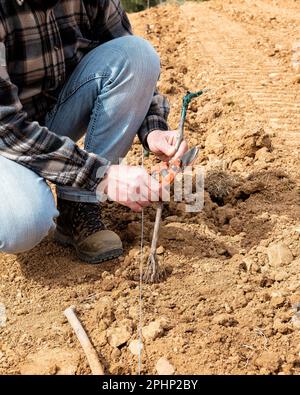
[64,305,104,375]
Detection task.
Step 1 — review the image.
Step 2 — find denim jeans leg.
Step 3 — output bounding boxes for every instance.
[0,155,58,254]
[45,36,161,203]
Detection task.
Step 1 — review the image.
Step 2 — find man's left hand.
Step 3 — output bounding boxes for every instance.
[146,129,188,162]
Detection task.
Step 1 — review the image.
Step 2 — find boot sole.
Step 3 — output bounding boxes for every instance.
[54,231,123,264]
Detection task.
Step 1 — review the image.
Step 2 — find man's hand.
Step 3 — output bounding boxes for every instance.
[97,165,161,212]
[147,129,188,162]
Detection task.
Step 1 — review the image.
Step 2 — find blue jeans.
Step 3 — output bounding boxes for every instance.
[0,36,160,253]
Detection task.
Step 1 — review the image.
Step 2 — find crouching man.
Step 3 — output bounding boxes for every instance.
[0,0,187,263]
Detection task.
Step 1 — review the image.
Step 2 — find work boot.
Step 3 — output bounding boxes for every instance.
[54,198,123,263]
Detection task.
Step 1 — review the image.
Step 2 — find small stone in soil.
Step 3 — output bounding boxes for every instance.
[0,303,6,327]
[291,314,300,329]
[142,320,165,341]
[212,313,238,327]
[270,296,285,308]
[129,340,143,356]
[107,326,131,348]
[111,348,121,360]
[267,243,293,267]
[254,351,281,372]
[156,246,165,255]
[155,357,175,375]
[101,278,115,291]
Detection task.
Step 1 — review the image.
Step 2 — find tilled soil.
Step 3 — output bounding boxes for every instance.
[0,0,300,375]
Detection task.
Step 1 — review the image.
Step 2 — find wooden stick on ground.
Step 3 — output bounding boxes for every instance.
[64,305,104,375]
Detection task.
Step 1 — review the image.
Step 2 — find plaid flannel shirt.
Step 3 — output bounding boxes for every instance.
[0,0,169,191]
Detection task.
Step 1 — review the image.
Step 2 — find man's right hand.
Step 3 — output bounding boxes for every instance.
[97,165,161,212]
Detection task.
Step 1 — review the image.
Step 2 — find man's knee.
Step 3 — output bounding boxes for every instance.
[116,36,161,81]
[0,193,58,254]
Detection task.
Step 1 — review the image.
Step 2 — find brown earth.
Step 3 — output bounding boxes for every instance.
[1,0,300,375]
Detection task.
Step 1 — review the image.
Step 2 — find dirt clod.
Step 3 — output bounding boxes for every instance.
[107,326,131,348]
[155,357,175,375]
[254,351,281,373]
[19,348,79,375]
[142,320,165,342]
[0,303,6,328]
[129,340,143,356]
[267,243,294,267]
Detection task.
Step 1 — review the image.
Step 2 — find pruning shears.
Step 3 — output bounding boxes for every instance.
[151,146,199,187]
